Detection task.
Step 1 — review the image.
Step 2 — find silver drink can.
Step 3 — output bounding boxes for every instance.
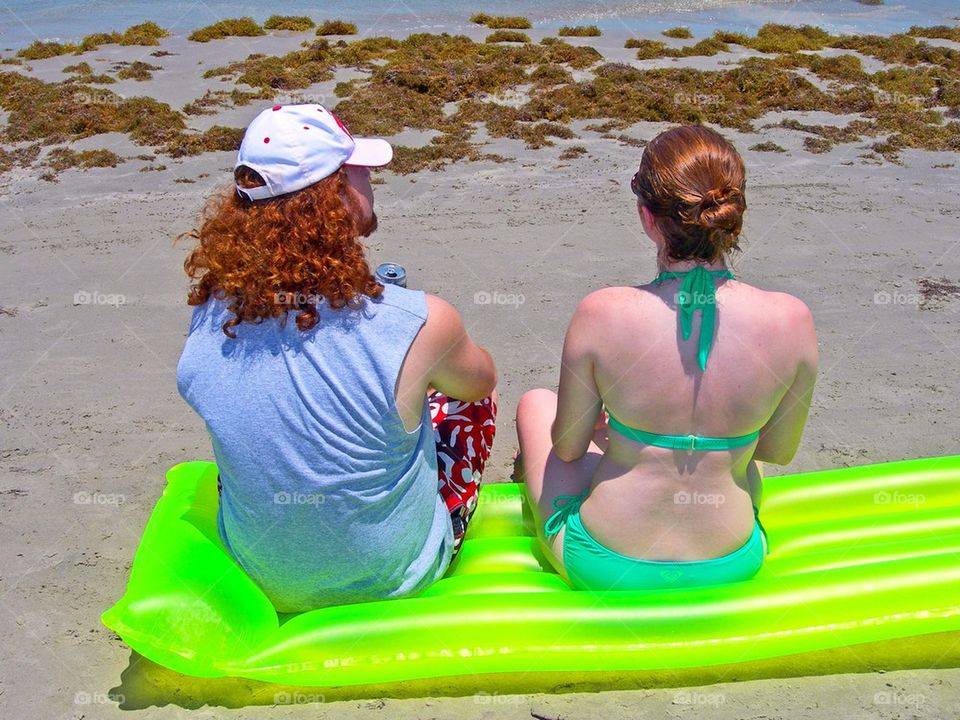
[375,262,407,288]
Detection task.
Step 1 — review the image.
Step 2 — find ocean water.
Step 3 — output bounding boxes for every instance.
[1,0,957,50]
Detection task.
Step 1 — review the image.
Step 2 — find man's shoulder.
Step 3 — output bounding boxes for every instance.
[373,283,428,321]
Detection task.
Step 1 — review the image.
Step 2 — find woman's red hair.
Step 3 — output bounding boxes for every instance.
[180,166,382,338]
[634,125,746,263]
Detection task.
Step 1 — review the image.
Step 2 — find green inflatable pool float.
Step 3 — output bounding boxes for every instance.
[102,456,960,691]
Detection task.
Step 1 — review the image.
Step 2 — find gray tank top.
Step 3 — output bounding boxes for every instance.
[176,284,452,612]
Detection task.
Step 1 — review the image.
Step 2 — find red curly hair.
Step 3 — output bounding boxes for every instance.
[181,166,382,338]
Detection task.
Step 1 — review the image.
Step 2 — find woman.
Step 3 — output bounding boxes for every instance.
[176,104,497,612]
[515,125,818,591]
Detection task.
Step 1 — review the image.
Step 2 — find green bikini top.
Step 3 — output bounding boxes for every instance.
[652,265,734,372]
[606,265,759,453]
[607,414,759,452]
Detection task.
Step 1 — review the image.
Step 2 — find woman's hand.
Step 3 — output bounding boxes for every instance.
[592,408,609,452]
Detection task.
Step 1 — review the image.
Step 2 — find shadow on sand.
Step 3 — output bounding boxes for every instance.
[109,631,960,710]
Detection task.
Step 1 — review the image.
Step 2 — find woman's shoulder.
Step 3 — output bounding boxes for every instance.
[730,282,814,325]
[560,287,641,348]
[574,286,637,311]
[570,282,813,319]
[727,282,818,363]
[570,285,671,323]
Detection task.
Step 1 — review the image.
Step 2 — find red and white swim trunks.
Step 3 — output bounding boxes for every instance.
[428,391,497,553]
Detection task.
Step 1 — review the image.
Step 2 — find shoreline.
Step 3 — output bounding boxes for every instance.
[3,0,960,50]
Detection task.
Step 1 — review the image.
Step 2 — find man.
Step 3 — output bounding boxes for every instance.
[176,104,497,612]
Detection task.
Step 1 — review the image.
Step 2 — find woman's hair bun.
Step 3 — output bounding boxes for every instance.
[693,186,744,232]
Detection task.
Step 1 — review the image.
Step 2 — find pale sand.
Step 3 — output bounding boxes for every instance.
[1,27,959,720]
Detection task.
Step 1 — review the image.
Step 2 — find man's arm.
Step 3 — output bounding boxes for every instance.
[422,294,497,402]
[394,294,496,429]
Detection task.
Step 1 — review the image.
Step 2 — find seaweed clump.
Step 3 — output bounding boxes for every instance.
[486,31,530,44]
[19,42,76,60]
[203,40,336,91]
[916,277,960,310]
[522,60,834,133]
[829,32,960,73]
[908,25,960,43]
[44,147,122,172]
[559,144,588,159]
[0,142,41,173]
[115,61,161,81]
[334,37,402,68]
[332,32,600,161]
[0,69,245,161]
[182,89,261,115]
[17,21,169,59]
[63,62,116,84]
[264,16,316,32]
[470,14,532,30]
[484,117,575,148]
[803,137,834,153]
[529,63,573,86]
[188,17,266,42]
[0,71,186,147]
[316,20,358,36]
[750,141,786,152]
[75,21,169,51]
[628,39,669,59]
[772,52,868,84]
[390,131,507,174]
[666,37,729,57]
[165,126,246,157]
[663,27,693,39]
[747,24,833,53]
[559,26,602,37]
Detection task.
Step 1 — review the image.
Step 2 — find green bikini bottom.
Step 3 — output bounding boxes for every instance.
[544,493,769,592]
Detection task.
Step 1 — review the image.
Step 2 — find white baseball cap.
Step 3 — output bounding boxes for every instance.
[235,104,393,201]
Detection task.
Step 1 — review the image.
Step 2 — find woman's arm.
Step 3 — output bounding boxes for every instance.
[753,299,819,465]
[747,459,763,508]
[552,294,604,462]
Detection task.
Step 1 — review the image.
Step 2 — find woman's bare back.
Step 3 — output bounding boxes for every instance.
[571,277,817,560]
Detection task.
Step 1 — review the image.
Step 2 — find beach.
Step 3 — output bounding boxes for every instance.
[1,4,959,718]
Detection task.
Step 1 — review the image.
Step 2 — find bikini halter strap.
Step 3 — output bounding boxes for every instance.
[652,266,735,372]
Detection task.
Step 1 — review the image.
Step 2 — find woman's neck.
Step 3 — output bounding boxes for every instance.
[656,257,729,274]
